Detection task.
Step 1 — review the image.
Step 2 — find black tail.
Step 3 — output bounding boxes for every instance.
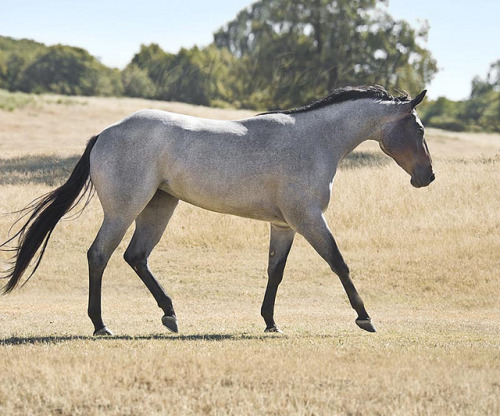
[1,135,99,293]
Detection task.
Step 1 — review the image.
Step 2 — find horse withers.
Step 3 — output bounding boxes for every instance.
[1,86,434,336]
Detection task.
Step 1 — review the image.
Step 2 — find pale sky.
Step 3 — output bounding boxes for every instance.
[1,0,498,100]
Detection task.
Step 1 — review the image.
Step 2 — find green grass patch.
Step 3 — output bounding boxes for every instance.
[0,89,36,111]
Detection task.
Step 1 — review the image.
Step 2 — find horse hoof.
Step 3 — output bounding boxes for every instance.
[93,326,113,336]
[356,318,377,333]
[264,326,283,334]
[162,315,178,333]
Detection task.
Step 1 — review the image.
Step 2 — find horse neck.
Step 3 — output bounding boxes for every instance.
[296,99,398,162]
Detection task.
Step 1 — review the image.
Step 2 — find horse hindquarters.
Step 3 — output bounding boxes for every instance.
[87,134,166,335]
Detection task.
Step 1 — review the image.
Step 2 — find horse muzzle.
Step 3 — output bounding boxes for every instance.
[410,168,435,188]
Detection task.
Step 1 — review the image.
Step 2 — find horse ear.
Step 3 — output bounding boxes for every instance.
[410,90,427,109]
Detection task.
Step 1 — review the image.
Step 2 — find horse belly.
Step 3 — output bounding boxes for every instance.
[158,167,282,222]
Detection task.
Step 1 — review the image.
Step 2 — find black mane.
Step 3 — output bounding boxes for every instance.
[259,85,409,115]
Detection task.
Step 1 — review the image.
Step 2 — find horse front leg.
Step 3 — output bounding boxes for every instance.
[288,209,376,332]
[261,224,295,333]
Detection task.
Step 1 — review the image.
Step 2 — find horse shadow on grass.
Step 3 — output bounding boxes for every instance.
[0,332,292,346]
[339,151,390,170]
[0,155,80,186]
[0,331,337,346]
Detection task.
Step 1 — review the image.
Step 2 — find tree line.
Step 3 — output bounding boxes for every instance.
[0,0,498,132]
[419,61,499,133]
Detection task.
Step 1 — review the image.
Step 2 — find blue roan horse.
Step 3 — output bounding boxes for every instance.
[1,86,434,335]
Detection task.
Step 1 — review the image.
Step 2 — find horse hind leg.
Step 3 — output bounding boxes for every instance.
[261,224,295,333]
[87,181,161,336]
[123,190,179,333]
[88,214,137,336]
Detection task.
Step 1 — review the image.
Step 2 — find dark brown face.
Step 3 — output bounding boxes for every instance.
[379,111,435,188]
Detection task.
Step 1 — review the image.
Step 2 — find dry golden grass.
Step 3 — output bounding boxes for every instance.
[0,94,499,415]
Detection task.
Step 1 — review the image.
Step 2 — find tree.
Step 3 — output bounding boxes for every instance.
[0,36,46,90]
[18,45,122,96]
[466,60,500,132]
[130,43,175,98]
[129,43,240,106]
[213,0,437,109]
[421,60,500,133]
[121,63,156,98]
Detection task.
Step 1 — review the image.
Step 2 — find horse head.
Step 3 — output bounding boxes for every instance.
[379,90,435,188]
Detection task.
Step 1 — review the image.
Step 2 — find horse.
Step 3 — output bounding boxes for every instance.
[1,86,434,336]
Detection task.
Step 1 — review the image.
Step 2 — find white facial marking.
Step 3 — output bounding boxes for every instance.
[413,110,424,131]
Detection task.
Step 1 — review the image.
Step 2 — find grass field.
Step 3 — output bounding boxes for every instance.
[0,92,499,415]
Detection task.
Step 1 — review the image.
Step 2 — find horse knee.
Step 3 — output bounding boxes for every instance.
[332,261,349,277]
[123,249,147,269]
[267,265,284,287]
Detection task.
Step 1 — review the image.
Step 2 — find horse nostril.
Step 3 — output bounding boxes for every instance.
[429,173,435,183]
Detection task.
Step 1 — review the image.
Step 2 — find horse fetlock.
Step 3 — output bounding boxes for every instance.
[261,312,276,332]
[346,292,363,310]
[159,302,175,317]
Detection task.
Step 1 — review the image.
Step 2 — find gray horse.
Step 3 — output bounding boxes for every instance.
[1,86,434,336]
